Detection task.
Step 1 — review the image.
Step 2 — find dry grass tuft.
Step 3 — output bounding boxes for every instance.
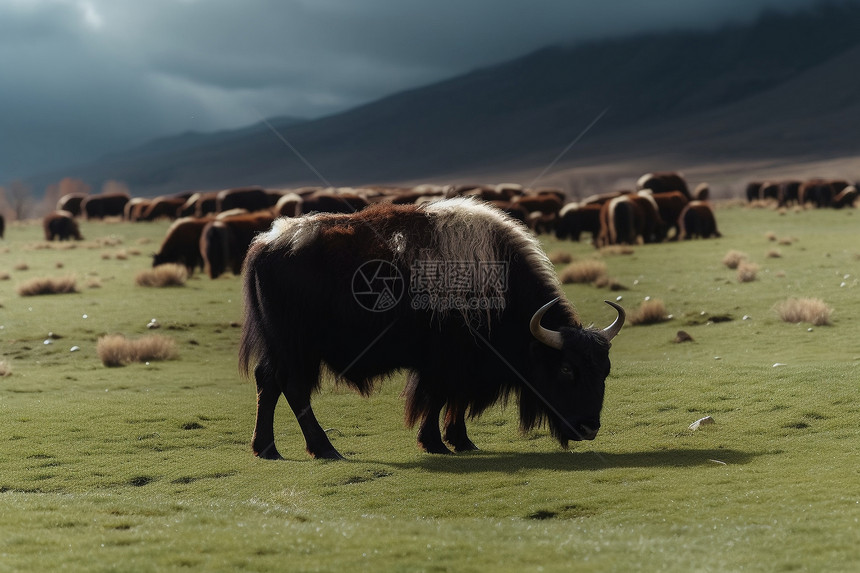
[766,249,782,259]
[135,264,188,287]
[778,237,794,246]
[17,275,78,296]
[765,231,777,242]
[0,360,11,377]
[774,298,832,326]
[14,263,29,271]
[87,277,103,289]
[0,272,10,281]
[737,261,760,283]
[559,260,608,285]
[548,251,573,265]
[630,299,670,326]
[722,250,748,269]
[599,245,635,256]
[97,333,178,367]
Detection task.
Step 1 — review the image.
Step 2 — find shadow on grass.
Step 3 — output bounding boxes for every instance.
[378,448,763,473]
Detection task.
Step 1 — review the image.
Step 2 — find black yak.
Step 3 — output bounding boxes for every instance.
[43,210,83,241]
[239,198,624,460]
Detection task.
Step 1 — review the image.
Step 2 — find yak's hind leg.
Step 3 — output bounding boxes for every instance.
[251,360,283,460]
[403,372,451,454]
[281,361,344,460]
[443,403,479,452]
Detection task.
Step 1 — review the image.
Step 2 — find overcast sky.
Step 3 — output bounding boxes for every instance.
[0,0,826,179]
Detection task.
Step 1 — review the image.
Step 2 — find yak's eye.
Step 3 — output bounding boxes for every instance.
[560,364,573,377]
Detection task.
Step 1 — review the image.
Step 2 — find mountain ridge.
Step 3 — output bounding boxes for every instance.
[24,2,860,196]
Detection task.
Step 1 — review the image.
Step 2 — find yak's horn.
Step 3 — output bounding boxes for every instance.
[530,298,564,350]
[601,300,625,341]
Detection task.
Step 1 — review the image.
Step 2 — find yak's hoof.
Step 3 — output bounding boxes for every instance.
[419,441,453,455]
[450,441,479,453]
[311,448,345,460]
[254,442,284,460]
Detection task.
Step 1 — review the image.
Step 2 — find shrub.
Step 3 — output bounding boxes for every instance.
[599,245,635,256]
[548,251,573,265]
[17,275,78,296]
[135,264,188,287]
[774,298,833,326]
[559,260,607,285]
[97,334,178,367]
[737,262,760,283]
[630,299,669,326]
[722,250,748,269]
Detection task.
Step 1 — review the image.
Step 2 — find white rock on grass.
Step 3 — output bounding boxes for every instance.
[689,416,715,431]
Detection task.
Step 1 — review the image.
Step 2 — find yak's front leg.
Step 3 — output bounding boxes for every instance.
[282,377,344,460]
[417,396,452,455]
[443,403,479,452]
[251,361,283,460]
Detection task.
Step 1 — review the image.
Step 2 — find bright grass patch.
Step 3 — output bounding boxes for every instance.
[0,207,859,572]
[16,275,78,296]
[96,333,178,367]
[135,264,188,287]
[774,297,833,326]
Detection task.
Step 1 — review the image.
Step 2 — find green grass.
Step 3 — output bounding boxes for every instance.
[1,206,859,572]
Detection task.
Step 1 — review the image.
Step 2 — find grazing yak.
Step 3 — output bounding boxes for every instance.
[140,196,186,221]
[637,172,690,200]
[648,190,689,240]
[597,195,643,247]
[81,192,130,220]
[56,192,87,217]
[44,210,83,241]
[152,216,215,273]
[239,198,624,460]
[200,212,275,278]
[555,202,602,243]
[299,191,369,215]
[216,186,275,213]
[678,201,721,239]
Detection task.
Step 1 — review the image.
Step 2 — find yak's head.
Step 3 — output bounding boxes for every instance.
[525,299,624,446]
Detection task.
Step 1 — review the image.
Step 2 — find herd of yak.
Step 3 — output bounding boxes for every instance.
[35,172,859,279]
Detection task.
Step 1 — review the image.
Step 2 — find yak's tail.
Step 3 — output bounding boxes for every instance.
[238,243,268,379]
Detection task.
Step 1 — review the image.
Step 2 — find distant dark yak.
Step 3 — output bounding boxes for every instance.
[43,210,83,241]
[637,172,691,200]
[56,192,87,217]
[200,212,275,279]
[555,202,602,243]
[678,201,721,239]
[152,216,215,274]
[81,193,130,220]
[216,186,275,213]
[239,198,624,460]
[299,191,369,215]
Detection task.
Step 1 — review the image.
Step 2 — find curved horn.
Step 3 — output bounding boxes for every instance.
[601,300,625,341]
[530,298,564,350]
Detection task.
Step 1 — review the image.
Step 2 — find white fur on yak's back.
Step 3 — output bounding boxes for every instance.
[253,197,575,321]
[257,214,324,253]
[420,197,574,320]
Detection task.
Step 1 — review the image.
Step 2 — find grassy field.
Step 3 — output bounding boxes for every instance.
[0,205,858,572]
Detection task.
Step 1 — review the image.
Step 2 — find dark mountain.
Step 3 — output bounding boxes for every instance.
[28,2,860,196]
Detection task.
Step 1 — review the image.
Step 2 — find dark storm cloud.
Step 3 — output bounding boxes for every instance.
[0,0,828,178]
